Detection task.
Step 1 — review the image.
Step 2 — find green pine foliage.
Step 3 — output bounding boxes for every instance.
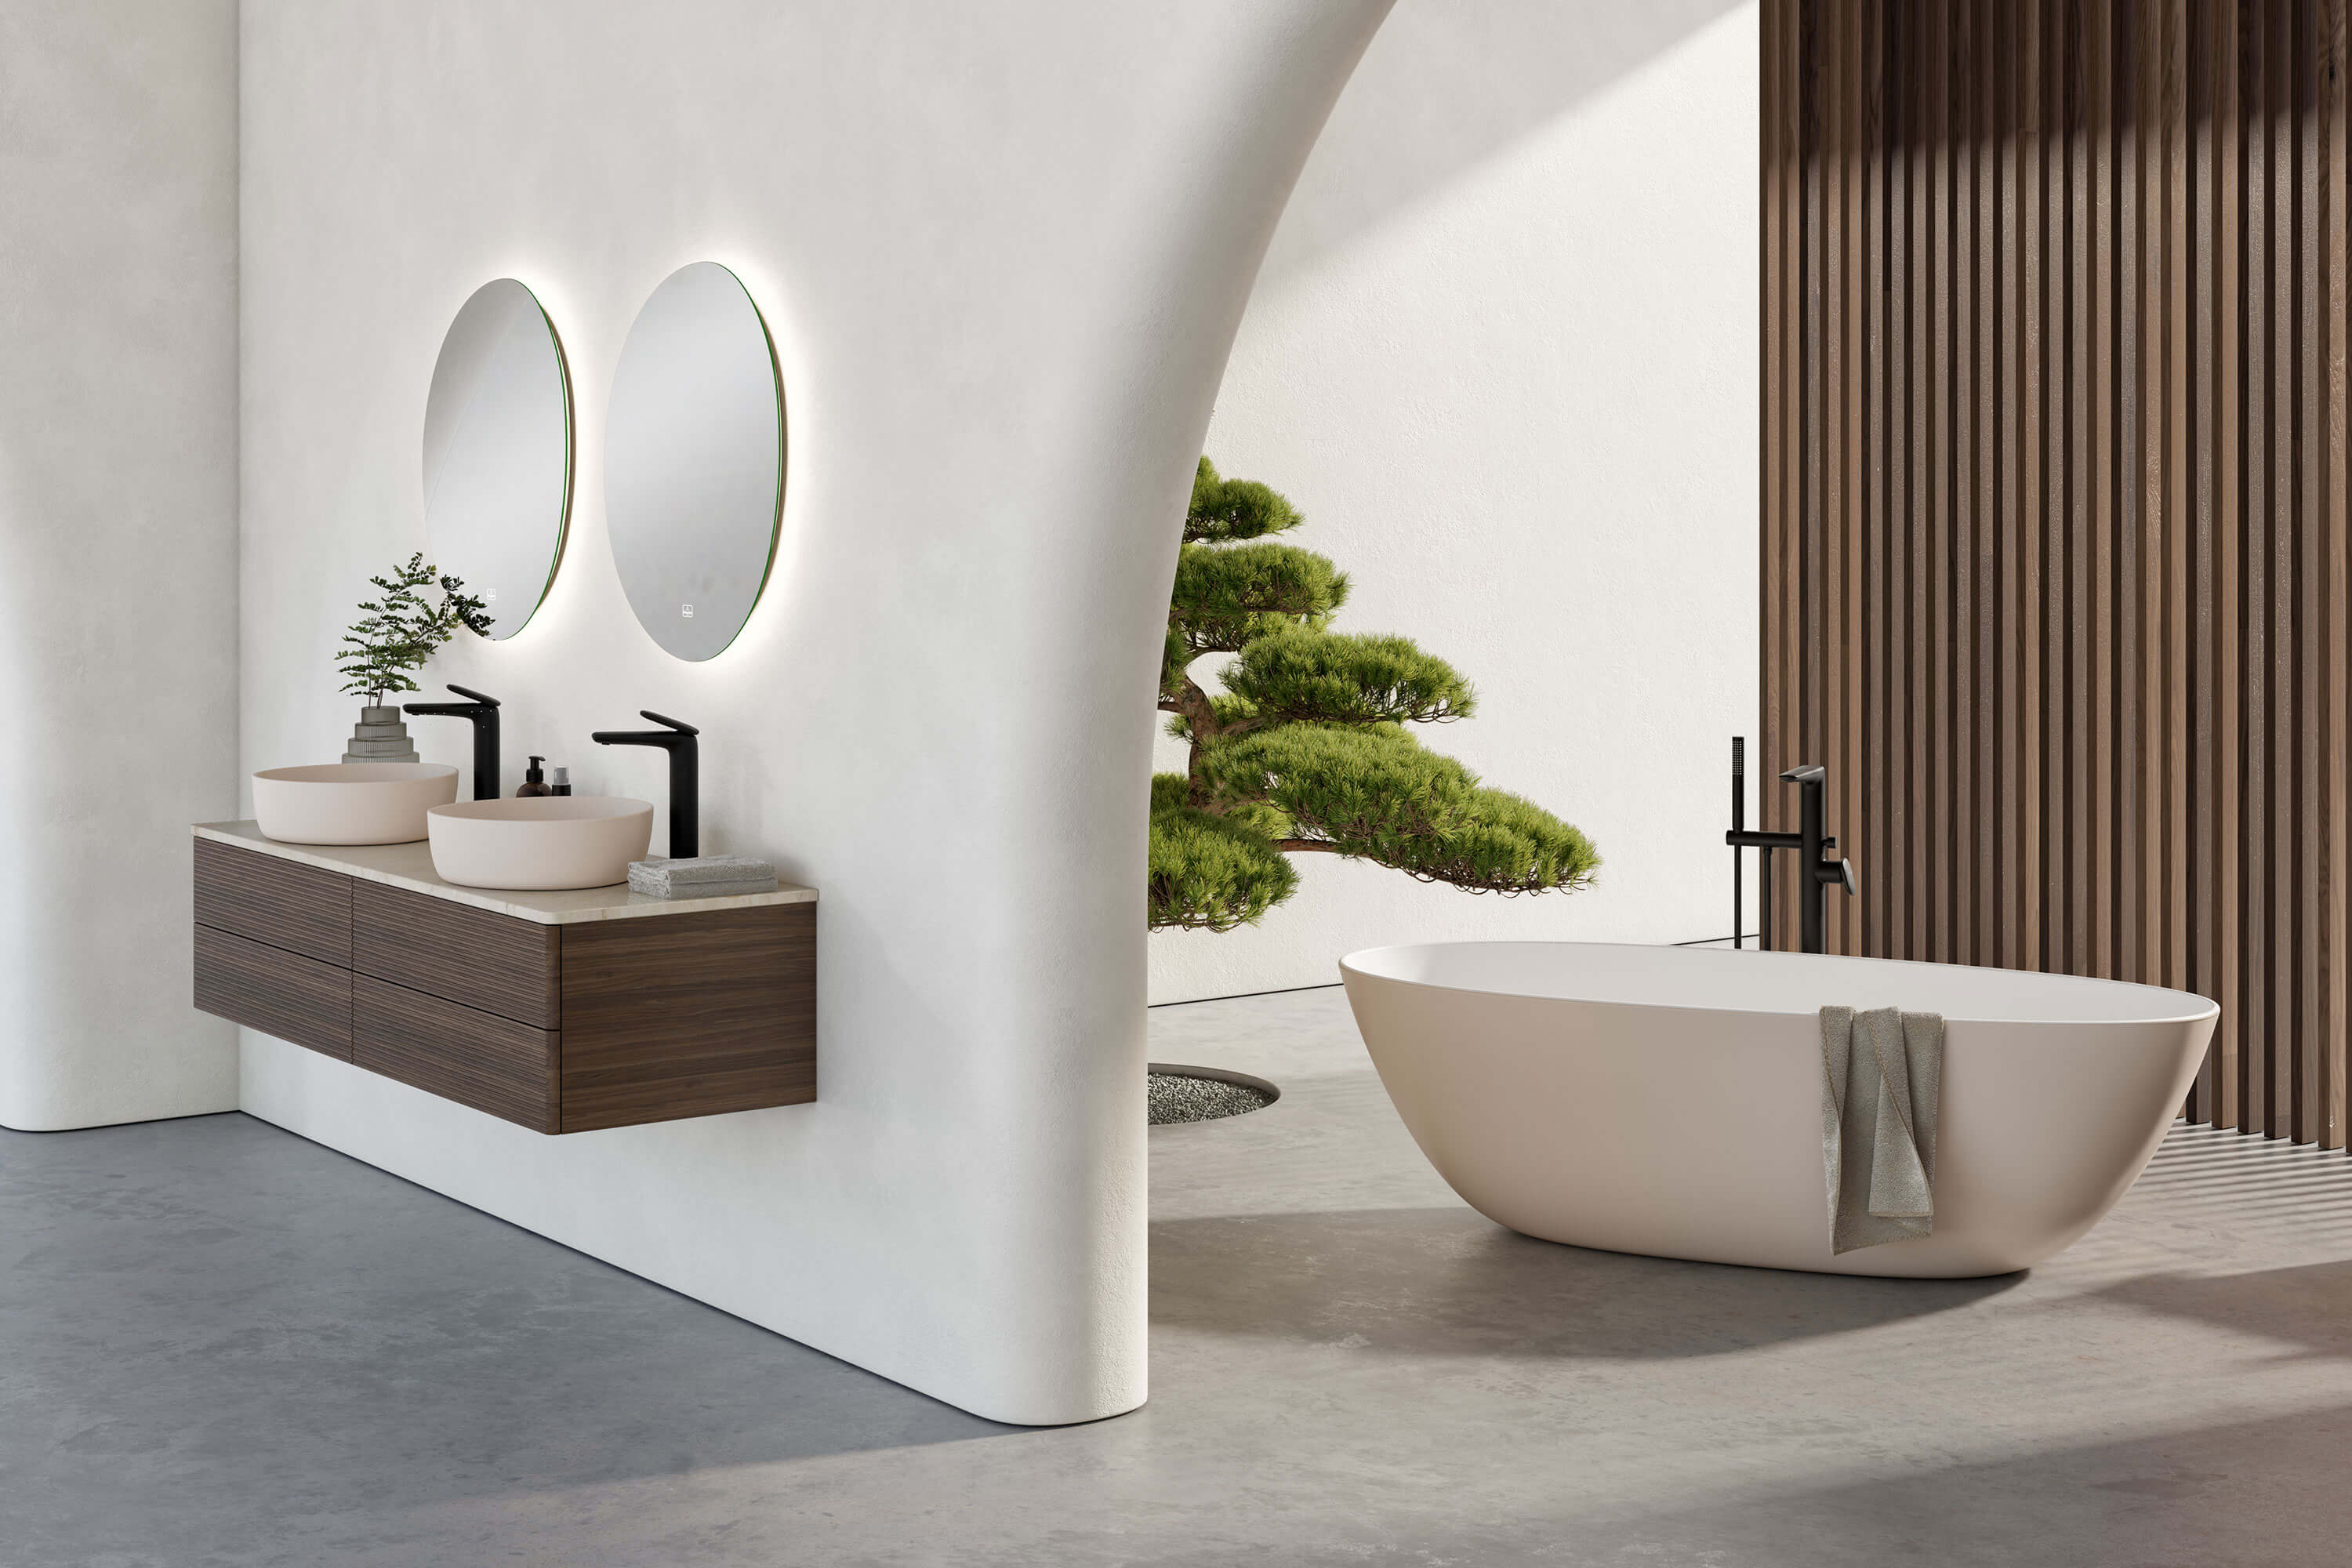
[1148,775,1299,931]
[336,552,495,704]
[1180,464,1302,543]
[1222,630,1475,727]
[1149,459,1598,931]
[1163,542,1349,670]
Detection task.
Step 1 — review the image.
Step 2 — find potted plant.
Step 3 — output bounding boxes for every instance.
[1147,459,1598,1121]
[336,553,493,762]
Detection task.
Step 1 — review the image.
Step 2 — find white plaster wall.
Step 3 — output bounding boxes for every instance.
[0,0,240,1129]
[1152,2,1762,1004]
[238,0,1388,1424]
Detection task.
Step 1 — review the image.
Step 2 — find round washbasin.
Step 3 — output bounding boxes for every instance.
[252,763,460,845]
[426,796,655,890]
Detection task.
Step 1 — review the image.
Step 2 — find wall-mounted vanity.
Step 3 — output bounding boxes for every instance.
[191,822,815,1133]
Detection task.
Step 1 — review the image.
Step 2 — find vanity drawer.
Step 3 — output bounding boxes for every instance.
[194,837,351,966]
[352,880,560,1028]
[559,903,817,1132]
[193,924,353,1060]
[353,975,558,1133]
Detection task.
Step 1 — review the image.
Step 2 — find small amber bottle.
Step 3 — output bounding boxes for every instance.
[515,756,553,797]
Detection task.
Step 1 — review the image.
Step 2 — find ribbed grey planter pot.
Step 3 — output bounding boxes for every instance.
[343,704,419,764]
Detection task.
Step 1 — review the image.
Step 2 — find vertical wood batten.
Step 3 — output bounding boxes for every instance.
[1805,0,1829,951]
[2219,0,2245,1131]
[2164,0,2193,1015]
[1844,0,1870,958]
[2296,0,2325,1143]
[1912,3,1937,961]
[1765,0,2352,1149]
[2270,0,2286,1134]
[2188,0,2216,1125]
[1979,0,2005,967]
[2013,0,2032,973]
[2098,0,2114,975]
[2325,0,2349,1147]
[1867,0,1890,958]
[2242,0,2267,1134]
[1764,0,1779,899]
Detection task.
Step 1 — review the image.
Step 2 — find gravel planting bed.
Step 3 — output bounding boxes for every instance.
[1147,1065,1278,1125]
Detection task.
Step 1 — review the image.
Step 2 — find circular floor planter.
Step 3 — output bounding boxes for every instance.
[1147,1062,1280,1126]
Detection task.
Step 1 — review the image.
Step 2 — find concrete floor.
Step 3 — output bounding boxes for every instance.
[7,987,2352,1566]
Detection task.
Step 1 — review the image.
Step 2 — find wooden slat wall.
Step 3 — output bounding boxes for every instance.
[1762,0,2352,1148]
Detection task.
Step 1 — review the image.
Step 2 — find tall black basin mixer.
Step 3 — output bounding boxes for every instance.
[1724,739,1857,954]
[592,710,699,859]
[403,684,501,801]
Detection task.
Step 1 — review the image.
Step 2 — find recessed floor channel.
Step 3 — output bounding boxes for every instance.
[6,983,2352,1566]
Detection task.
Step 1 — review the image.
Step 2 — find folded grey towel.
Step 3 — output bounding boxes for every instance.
[630,877,778,900]
[629,861,776,898]
[630,854,777,884]
[1819,1005,1943,1254]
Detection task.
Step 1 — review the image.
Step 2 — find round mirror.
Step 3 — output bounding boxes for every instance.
[422,279,573,640]
[605,262,785,662]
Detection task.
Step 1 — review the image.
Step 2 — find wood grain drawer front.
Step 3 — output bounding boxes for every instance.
[353,975,558,1133]
[194,924,353,1060]
[352,880,559,1028]
[559,903,817,1133]
[194,837,351,966]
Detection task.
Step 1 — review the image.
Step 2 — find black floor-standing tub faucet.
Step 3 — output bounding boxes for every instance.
[1724,739,1857,953]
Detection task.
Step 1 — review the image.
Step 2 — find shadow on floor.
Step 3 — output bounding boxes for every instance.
[2121,1127,2352,1249]
[2092,1260,2352,1359]
[1580,1403,2352,1568]
[1151,1206,2016,1358]
[1111,1403,2352,1568]
[0,1113,1010,1551]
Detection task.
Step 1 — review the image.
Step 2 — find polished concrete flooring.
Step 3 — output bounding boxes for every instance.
[8,986,2352,1566]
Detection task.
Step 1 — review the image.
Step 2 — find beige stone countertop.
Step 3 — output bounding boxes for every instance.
[194,821,816,926]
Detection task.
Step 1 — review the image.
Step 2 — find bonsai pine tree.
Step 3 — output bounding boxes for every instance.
[1150,459,1599,931]
[336,552,494,706]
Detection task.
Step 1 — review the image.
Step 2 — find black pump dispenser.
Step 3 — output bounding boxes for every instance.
[516,755,552,798]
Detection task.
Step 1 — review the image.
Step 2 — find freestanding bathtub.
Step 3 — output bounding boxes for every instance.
[1339,942,2218,1278]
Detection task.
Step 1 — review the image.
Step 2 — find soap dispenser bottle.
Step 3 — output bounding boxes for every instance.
[516,756,553,797]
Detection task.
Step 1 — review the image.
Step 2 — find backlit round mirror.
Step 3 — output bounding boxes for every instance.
[604,262,785,662]
[422,279,573,639]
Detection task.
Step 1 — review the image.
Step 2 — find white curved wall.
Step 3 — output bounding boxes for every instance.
[1154,1,1762,1004]
[238,0,1390,1424]
[0,0,240,1130]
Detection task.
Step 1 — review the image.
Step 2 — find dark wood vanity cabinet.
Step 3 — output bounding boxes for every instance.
[192,835,815,1133]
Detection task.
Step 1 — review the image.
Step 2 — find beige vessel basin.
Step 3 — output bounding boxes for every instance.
[426,796,655,890]
[252,763,460,845]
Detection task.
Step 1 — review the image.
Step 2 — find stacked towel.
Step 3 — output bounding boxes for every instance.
[1818,1006,1944,1254]
[628,854,778,899]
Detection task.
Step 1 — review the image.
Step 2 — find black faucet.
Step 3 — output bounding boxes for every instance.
[1724,752,1856,953]
[403,683,500,801]
[591,710,699,858]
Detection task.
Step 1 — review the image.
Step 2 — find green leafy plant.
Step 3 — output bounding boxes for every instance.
[1151,459,1599,931]
[336,552,494,705]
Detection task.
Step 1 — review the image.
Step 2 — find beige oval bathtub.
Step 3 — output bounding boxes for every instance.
[1339,942,2217,1278]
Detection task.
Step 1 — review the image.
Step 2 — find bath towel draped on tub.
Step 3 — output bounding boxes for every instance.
[1819,1006,1944,1254]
